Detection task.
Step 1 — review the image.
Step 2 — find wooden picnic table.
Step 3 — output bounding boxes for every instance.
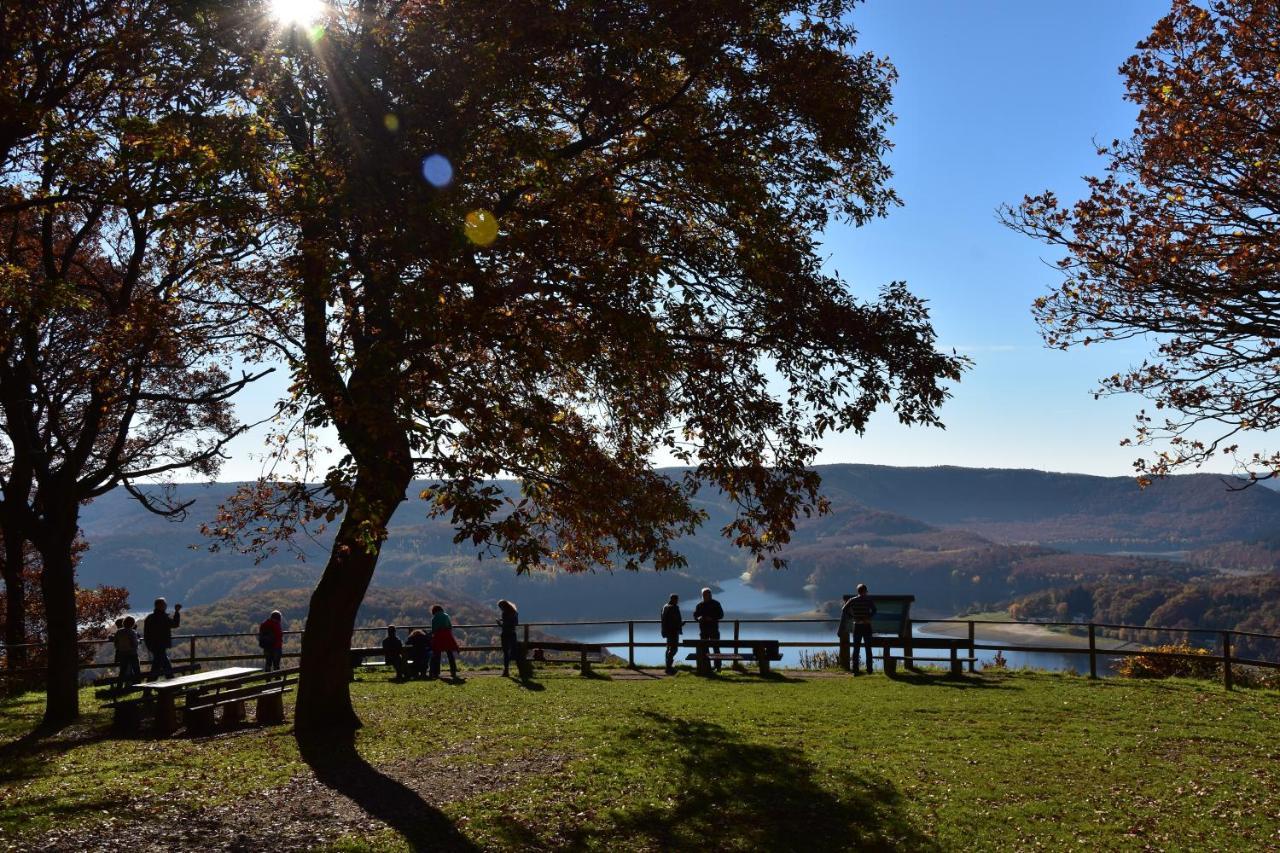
[143,666,260,734]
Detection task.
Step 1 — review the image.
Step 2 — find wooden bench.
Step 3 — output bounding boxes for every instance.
[882,640,976,677]
[682,639,783,676]
[182,667,298,732]
[516,641,606,677]
[94,661,200,686]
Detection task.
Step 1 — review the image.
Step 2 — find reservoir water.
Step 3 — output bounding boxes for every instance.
[549,578,1120,675]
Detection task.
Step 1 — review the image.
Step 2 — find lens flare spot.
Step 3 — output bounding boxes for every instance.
[464,209,499,246]
[421,153,453,188]
[383,113,400,132]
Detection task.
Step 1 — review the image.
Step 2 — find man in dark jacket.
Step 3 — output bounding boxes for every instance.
[660,594,683,675]
[382,625,407,680]
[694,587,725,670]
[143,597,182,680]
[843,583,877,675]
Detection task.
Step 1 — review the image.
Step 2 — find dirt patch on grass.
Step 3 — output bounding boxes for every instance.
[16,747,567,852]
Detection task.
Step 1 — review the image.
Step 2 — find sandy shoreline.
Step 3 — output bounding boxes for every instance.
[916,619,1133,650]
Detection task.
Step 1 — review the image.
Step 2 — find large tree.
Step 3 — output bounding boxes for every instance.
[212,0,965,734]
[0,1,270,723]
[1004,0,1280,482]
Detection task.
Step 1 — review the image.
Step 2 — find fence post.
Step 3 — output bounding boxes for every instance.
[627,621,635,668]
[1088,623,1097,679]
[733,620,740,645]
[968,621,976,673]
[523,623,530,644]
[1222,631,1233,691]
[189,635,197,667]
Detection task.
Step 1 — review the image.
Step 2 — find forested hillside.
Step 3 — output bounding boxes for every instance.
[72,465,1280,621]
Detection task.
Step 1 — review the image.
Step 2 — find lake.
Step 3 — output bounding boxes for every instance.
[548,578,1119,675]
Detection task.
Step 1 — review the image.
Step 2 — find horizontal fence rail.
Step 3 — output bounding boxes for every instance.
[3,617,1278,690]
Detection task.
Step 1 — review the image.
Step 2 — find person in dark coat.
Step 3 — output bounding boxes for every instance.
[405,628,431,679]
[844,583,878,675]
[382,625,407,680]
[660,594,683,675]
[497,600,520,677]
[143,598,181,680]
[693,587,725,670]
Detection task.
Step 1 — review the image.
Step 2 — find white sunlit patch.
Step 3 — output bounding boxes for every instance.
[270,0,324,26]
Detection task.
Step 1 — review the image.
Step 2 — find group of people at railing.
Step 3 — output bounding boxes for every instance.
[378,604,468,681]
[107,597,184,688]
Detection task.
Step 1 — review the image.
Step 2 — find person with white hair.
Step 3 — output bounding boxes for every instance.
[694,587,725,671]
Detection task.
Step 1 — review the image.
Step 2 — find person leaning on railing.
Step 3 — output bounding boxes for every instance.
[843,584,877,676]
[143,598,181,680]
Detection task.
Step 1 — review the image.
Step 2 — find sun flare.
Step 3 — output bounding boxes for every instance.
[269,0,324,26]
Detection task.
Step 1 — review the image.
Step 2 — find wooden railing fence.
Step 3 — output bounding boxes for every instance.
[3,617,1278,690]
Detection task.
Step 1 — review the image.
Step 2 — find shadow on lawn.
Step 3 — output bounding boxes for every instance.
[298,733,478,852]
[492,710,939,852]
[885,671,1016,690]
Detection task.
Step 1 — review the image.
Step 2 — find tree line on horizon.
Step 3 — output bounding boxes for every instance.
[4,0,1279,732]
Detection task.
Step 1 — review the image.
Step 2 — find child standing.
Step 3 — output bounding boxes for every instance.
[115,616,141,689]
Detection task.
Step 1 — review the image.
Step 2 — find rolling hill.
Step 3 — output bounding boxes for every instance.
[70,464,1280,619]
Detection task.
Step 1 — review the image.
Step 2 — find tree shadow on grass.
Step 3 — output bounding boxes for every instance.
[0,718,112,785]
[557,711,938,852]
[297,733,479,852]
[885,671,1015,690]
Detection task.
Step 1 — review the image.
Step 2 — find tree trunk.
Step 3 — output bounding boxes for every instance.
[39,529,80,727]
[2,530,26,670]
[295,470,409,736]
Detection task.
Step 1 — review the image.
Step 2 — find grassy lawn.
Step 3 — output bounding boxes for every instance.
[2,668,1278,851]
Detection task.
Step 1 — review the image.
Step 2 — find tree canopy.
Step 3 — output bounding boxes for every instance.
[1004,0,1280,482]
[0,0,269,722]
[194,0,966,732]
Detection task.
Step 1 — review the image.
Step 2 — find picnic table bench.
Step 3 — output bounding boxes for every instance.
[183,666,298,732]
[682,639,783,676]
[881,638,977,677]
[516,641,606,677]
[141,666,262,734]
[92,661,200,687]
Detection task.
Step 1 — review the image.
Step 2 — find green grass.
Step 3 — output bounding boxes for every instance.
[2,668,1278,850]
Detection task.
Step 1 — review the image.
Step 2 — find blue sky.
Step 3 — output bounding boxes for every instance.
[813,0,1197,476]
[217,1,1234,482]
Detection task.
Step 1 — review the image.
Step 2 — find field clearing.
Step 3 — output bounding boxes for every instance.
[2,668,1278,851]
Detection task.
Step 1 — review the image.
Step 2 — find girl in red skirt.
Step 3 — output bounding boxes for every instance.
[429,604,460,679]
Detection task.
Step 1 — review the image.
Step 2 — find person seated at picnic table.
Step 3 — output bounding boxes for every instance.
[405,628,431,679]
[258,610,284,671]
[429,604,460,680]
[383,625,408,680]
[114,615,142,689]
[143,598,182,679]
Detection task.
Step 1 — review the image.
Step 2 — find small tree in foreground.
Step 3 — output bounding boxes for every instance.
[213,0,967,734]
[1004,0,1280,483]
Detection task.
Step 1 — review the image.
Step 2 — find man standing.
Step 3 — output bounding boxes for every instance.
[660,594,683,675]
[694,587,725,671]
[143,597,182,680]
[843,583,877,675]
[258,610,284,671]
